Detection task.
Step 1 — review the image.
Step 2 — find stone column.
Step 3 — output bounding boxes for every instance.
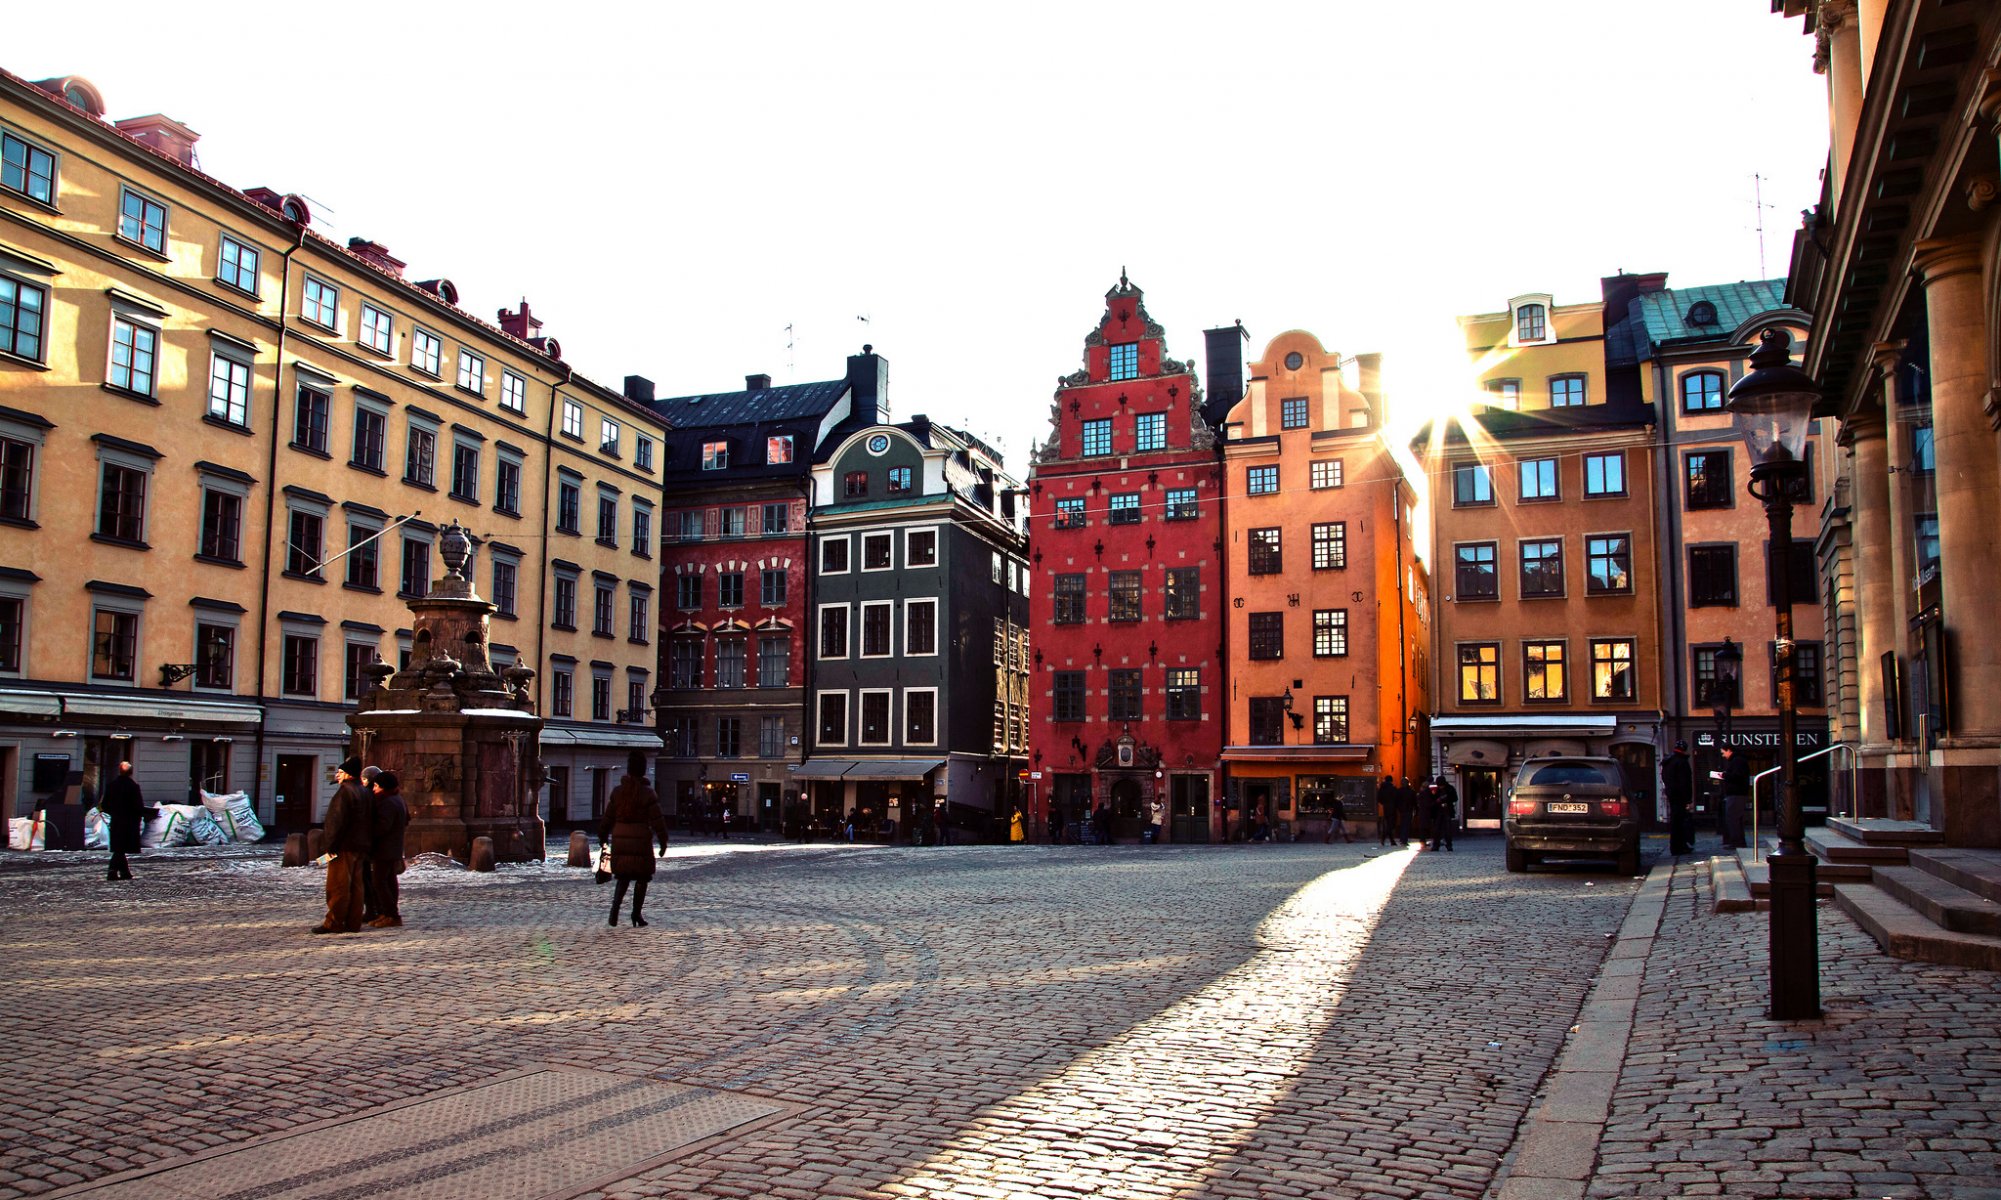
[1819,1,1864,216]
[1844,401,1895,815]
[1855,0,1887,91]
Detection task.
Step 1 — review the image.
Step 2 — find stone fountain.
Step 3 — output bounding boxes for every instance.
[348,521,546,863]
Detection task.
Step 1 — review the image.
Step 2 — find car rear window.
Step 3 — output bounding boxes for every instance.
[1522,763,1622,787]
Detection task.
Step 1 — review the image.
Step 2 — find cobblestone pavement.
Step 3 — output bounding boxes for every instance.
[0,837,1641,1199]
[1587,855,2001,1200]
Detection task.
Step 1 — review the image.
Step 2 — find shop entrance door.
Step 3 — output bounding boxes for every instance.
[1461,768,1502,829]
[758,782,780,833]
[1170,774,1210,843]
[1109,778,1143,841]
[273,755,316,831]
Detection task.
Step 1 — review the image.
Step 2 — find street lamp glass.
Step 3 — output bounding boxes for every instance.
[1726,329,1817,465]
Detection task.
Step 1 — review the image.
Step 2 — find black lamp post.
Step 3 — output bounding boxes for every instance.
[1711,637,1742,742]
[1725,327,1822,1021]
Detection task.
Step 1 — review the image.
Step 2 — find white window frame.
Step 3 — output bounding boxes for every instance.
[411,327,443,376]
[404,413,440,487]
[300,275,341,331]
[857,687,894,747]
[1,129,58,207]
[106,302,162,398]
[766,434,794,464]
[819,534,851,575]
[450,434,481,500]
[599,417,620,455]
[206,341,254,427]
[456,349,485,394]
[903,597,939,657]
[1507,293,1556,348]
[631,500,652,556]
[191,610,242,694]
[0,267,51,364]
[701,439,728,469]
[634,434,654,471]
[500,370,527,414]
[859,600,895,658]
[817,602,850,659]
[216,234,260,296]
[561,398,585,439]
[905,526,938,568]
[117,187,167,254]
[88,592,146,682]
[903,686,938,746]
[359,303,393,355]
[816,690,850,747]
[494,449,524,514]
[860,531,894,572]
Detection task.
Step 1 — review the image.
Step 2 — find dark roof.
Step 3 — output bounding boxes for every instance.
[1632,279,1787,347]
[646,379,849,430]
[1411,398,1656,452]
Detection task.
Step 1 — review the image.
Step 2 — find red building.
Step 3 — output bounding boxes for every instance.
[1027,276,1229,843]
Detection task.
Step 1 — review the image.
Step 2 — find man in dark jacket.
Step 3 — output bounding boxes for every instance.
[1395,777,1419,843]
[1662,740,1695,855]
[1376,775,1396,846]
[365,771,411,927]
[1428,775,1458,852]
[102,761,143,881]
[1719,746,1752,851]
[313,757,372,934]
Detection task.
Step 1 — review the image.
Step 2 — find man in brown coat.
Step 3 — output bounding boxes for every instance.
[365,770,410,927]
[312,757,371,934]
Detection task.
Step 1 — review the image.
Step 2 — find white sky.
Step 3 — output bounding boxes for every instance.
[11,0,1826,482]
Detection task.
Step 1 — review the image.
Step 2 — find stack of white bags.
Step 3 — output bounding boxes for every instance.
[7,790,265,851]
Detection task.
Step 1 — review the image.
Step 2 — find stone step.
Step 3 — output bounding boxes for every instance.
[1737,845,1871,882]
[1833,881,2001,972]
[1909,847,2001,906]
[1710,854,1761,913]
[1738,858,1836,898]
[1807,825,1909,865]
[1872,865,2001,937]
[1829,817,1945,846]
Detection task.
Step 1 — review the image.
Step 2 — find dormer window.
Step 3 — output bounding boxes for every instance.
[1508,294,1556,348]
[1687,300,1718,326]
[702,441,728,470]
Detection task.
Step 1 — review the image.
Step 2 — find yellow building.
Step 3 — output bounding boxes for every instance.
[0,70,665,829]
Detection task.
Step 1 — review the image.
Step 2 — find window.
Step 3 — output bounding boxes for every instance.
[1054,573,1086,624]
[1911,425,1934,473]
[663,715,696,756]
[1487,379,1521,404]
[281,634,318,696]
[1766,539,1819,605]
[345,521,380,590]
[401,538,431,598]
[820,537,849,574]
[199,488,242,562]
[1525,641,1567,702]
[675,573,701,610]
[300,277,339,329]
[843,470,869,498]
[1685,449,1733,509]
[405,425,436,487]
[766,435,793,464]
[716,571,744,608]
[551,668,573,717]
[1458,643,1500,702]
[1248,527,1282,575]
[906,599,937,655]
[596,493,618,544]
[0,433,32,528]
[1108,342,1139,381]
[356,304,393,356]
[1134,411,1166,451]
[1584,452,1624,497]
[1108,493,1141,525]
[1313,696,1349,745]
[1281,397,1309,429]
[500,371,526,414]
[907,529,937,567]
[1520,538,1564,598]
[905,691,936,744]
[450,440,480,500]
[859,691,892,746]
[669,640,702,688]
[350,404,385,470]
[552,573,576,627]
[698,440,729,470]
[1589,639,1636,702]
[97,462,147,543]
[1311,522,1346,570]
[1248,611,1284,660]
[455,350,484,394]
[748,502,782,535]
[627,678,647,722]
[758,635,789,687]
[1586,534,1632,594]
[673,510,704,543]
[712,506,744,540]
[495,456,521,515]
[492,558,517,616]
[1108,571,1142,622]
[0,276,47,361]
[1453,463,1493,506]
[1688,545,1737,607]
[758,714,786,758]
[629,591,650,642]
[286,509,324,578]
[1249,697,1286,746]
[715,639,746,688]
[202,352,251,427]
[1549,376,1586,407]
[2,131,56,204]
[217,236,259,295]
[862,532,892,570]
[1163,488,1198,520]
[599,417,619,454]
[592,675,612,722]
[91,606,139,680]
[817,692,848,745]
[1681,370,1725,412]
[1515,303,1546,343]
[412,328,442,375]
[1915,513,1940,569]
[1081,418,1112,457]
[1792,641,1824,707]
[0,595,19,674]
[888,466,913,493]
[1163,567,1200,620]
[1313,609,1348,657]
[119,189,166,253]
[820,606,849,658]
[1164,668,1200,719]
[1246,465,1279,496]
[1054,498,1086,528]
[593,580,615,636]
[562,400,586,440]
[631,505,651,556]
[760,567,787,606]
[1053,671,1086,722]
[1310,460,1344,489]
[108,316,158,396]
[188,622,235,690]
[1454,542,1497,600]
[1108,670,1142,721]
[1520,458,1558,501]
[342,641,376,700]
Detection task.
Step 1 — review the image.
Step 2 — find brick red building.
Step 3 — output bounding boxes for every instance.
[1027,277,1229,842]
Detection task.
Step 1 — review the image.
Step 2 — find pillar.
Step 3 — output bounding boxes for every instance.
[1874,343,1919,819]
[1820,1,1865,217]
[1855,0,1887,91]
[1844,403,1894,816]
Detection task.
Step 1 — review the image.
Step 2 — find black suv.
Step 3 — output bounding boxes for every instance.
[1504,756,1641,875]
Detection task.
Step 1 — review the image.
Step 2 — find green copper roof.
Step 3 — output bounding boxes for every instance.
[1633,278,1788,347]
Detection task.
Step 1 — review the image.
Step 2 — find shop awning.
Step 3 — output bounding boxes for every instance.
[58,692,263,726]
[791,758,944,781]
[1428,715,1615,738]
[789,760,855,779]
[1222,745,1375,763]
[0,689,62,718]
[540,726,664,750]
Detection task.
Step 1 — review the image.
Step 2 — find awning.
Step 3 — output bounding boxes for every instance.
[57,693,263,726]
[789,760,856,780]
[791,758,945,781]
[540,726,664,750]
[1222,745,1375,763]
[0,689,62,718]
[1428,715,1615,738]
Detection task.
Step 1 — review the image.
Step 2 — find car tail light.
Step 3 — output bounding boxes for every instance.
[1600,797,1628,818]
[1507,797,1537,817]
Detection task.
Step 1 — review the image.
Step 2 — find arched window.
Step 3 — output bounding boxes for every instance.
[1516,303,1547,343]
[1681,370,1726,413]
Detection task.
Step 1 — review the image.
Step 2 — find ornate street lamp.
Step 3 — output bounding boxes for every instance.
[1710,637,1742,741]
[1726,327,1821,1021]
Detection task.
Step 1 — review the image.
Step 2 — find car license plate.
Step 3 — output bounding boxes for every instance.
[1547,802,1591,814]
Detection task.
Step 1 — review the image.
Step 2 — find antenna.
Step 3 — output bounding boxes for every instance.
[785,323,794,379]
[1753,174,1776,278]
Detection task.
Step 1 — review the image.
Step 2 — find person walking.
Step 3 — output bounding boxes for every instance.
[1428,775,1457,851]
[1376,775,1396,846]
[1396,777,1420,843]
[365,770,410,927]
[600,751,669,927]
[358,765,384,922]
[312,757,371,934]
[1718,746,1751,851]
[1662,740,1695,855]
[101,761,143,881]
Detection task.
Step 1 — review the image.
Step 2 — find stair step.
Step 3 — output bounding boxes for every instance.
[1909,848,2001,906]
[1739,859,1836,898]
[1736,846,1872,882]
[1808,826,1909,865]
[1833,881,2001,972]
[1829,817,1944,846]
[1710,854,1761,912]
[1872,866,2001,936]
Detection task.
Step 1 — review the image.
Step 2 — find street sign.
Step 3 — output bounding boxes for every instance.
[1029,771,1042,780]
[729,772,749,782]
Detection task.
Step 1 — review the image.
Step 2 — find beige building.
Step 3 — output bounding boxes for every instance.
[0,70,664,830]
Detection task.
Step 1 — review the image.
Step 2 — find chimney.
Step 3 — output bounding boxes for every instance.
[498,300,542,341]
[348,238,406,278]
[244,187,283,208]
[1204,325,1245,422]
[114,114,199,166]
[623,375,655,404]
[846,345,889,424]
[745,373,772,391]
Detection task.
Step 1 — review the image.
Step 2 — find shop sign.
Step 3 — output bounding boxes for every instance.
[1696,730,1826,749]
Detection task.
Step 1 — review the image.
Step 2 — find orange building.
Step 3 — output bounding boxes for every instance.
[1220,332,1428,839]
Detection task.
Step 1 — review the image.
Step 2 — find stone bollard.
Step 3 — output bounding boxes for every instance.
[470,836,496,872]
[282,833,309,867]
[306,828,325,861]
[567,830,591,867]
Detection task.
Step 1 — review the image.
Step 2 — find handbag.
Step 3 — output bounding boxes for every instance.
[593,840,613,885]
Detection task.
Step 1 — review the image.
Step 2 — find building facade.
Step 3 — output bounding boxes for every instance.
[1026,277,1228,842]
[1218,331,1428,839]
[0,71,665,828]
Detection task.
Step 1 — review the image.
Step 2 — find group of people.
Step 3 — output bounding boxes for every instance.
[1375,774,1459,851]
[312,757,410,934]
[1659,739,1753,855]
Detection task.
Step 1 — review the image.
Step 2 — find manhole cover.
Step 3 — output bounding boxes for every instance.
[68,1068,783,1200]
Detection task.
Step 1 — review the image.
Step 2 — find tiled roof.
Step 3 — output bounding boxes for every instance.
[1632,279,1789,347]
[648,379,850,430]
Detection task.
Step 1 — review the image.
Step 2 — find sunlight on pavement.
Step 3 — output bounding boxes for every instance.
[892,849,1416,1199]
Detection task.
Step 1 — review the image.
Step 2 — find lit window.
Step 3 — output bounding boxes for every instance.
[1312,609,1347,657]
[1311,522,1345,570]
[119,189,166,253]
[1459,643,1499,702]
[1525,641,1567,702]
[1108,342,1139,381]
[1591,639,1636,702]
[1164,567,1200,620]
[1108,571,1142,622]
[1313,696,1348,745]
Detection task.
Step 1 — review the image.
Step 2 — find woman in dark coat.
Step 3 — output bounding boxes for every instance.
[102,761,143,881]
[598,751,668,927]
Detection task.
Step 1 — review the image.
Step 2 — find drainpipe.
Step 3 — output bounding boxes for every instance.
[1656,356,1687,755]
[1393,477,1410,781]
[534,366,573,722]
[249,223,308,814]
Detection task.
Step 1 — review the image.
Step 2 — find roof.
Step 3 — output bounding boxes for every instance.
[1411,397,1656,451]
[647,379,850,430]
[1631,279,1787,347]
